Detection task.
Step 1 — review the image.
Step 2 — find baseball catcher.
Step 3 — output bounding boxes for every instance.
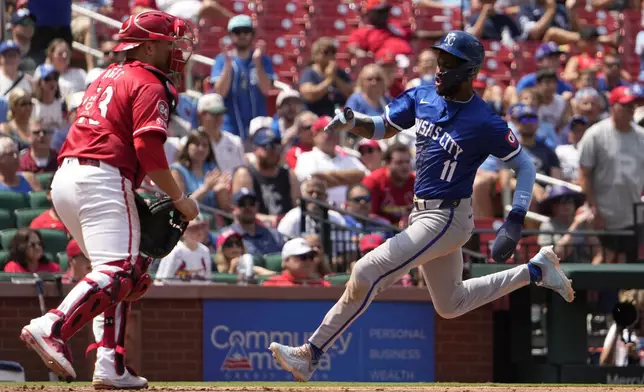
[20,10,199,389]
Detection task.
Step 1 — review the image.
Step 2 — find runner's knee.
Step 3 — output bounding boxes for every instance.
[345,261,374,302]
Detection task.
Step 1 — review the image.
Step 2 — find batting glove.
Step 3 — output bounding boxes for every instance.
[491,209,525,263]
[325,109,356,133]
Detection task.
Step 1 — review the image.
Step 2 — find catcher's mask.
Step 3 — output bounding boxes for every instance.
[112,10,195,77]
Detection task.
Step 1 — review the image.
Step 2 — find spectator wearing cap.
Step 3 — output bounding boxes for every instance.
[302,233,333,278]
[194,93,244,173]
[555,115,589,183]
[512,104,562,179]
[213,229,275,276]
[1,88,33,151]
[0,137,41,193]
[218,188,284,256]
[38,39,86,99]
[8,8,38,75]
[156,213,213,283]
[294,116,369,206]
[537,186,599,263]
[362,143,414,226]
[357,139,383,172]
[535,68,569,148]
[299,37,353,117]
[262,237,330,287]
[348,0,442,62]
[284,111,318,170]
[467,0,522,42]
[211,14,275,140]
[273,89,304,146]
[31,64,64,129]
[578,86,644,263]
[346,64,391,117]
[18,119,58,173]
[26,0,73,67]
[3,228,61,274]
[232,118,299,226]
[29,189,67,233]
[597,53,628,95]
[61,239,91,285]
[406,49,437,89]
[516,42,573,95]
[50,90,84,152]
[0,40,32,96]
[170,130,232,211]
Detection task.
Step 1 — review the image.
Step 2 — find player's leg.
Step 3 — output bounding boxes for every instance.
[270,206,472,381]
[20,160,149,387]
[421,246,574,319]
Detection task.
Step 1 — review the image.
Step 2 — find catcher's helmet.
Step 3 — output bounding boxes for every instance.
[431,31,485,92]
[112,10,195,75]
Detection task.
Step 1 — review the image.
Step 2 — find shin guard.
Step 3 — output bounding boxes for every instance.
[88,302,135,376]
[125,256,152,302]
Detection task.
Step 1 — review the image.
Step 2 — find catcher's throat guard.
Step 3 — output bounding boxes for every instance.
[135,193,189,259]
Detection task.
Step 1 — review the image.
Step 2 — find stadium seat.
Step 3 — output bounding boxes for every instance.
[0,191,28,211]
[35,172,55,190]
[0,229,17,250]
[38,229,69,255]
[56,252,68,272]
[0,209,15,230]
[264,253,283,272]
[0,250,9,270]
[325,273,350,286]
[14,208,48,229]
[212,273,239,284]
[28,191,51,208]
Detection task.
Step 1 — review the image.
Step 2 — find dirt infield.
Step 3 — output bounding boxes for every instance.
[4,385,644,392]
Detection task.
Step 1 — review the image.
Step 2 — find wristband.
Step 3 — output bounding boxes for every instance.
[371,115,386,140]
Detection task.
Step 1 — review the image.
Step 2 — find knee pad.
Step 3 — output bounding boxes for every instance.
[51,265,133,341]
[124,255,152,302]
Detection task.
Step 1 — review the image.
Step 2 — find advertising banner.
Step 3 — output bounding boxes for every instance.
[202,299,435,382]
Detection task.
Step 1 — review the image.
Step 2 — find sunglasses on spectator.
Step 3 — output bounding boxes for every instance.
[299,124,313,131]
[519,116,538,124]
[360,147,378,154]
[231,28,254,35]
[223,239,243,248]
[27,241,42,248]
[295,252,316,261]
[366,76,383,82]
[605,61,620,67]
[350,195,371,203]
[237,198,257,208]
[32,129,52,137]
[259,141,281,150]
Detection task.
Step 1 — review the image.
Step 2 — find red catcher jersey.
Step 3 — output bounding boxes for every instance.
[58,61,172,187]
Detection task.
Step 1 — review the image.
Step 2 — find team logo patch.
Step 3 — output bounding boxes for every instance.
[157,101,170,121]
[505,129,518,147]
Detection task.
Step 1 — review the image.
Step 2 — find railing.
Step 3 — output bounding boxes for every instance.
[70,4,293,92]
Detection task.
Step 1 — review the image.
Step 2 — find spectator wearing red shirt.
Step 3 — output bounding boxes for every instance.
[61,239,91,284]
[3,228,61,274]
[29,190,68,233]
[357,139,383,172]
[263,237,330,287]
[284,111,317,169]
[18,121,58,173]
[361,143,414,226]
[348,0,442,61]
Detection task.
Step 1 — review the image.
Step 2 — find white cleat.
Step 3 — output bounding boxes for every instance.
[93,369,148,390]
[529,246,575,303]
[20,322,76,382]
[269,342,316,382]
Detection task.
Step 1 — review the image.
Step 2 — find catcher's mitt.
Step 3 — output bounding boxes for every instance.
[135,193,189,259]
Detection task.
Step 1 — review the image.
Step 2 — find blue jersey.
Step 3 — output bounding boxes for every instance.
[384,85,521,200]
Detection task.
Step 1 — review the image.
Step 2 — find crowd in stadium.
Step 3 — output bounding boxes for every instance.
[0,0,643,288]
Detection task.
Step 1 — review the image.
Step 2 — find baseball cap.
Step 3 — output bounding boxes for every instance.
[0,40,21,56]
[365,0,391,11]
[66,91,86,112]
[66,240,83,259]
[276,89,302,107]
[360,234,384,253]
[232,187,257,205]
[253,128,281,146]
[197,93,226,115]
[282,237,315,259]
[216,229,243,250]
[187,212,209,228]
[10,8,36,26]
[35,64,58,81]
[609,86,636,105]
[249,116,273,138]
[535,42,562,61]
[228,14,253,32]
[312,116,332,135]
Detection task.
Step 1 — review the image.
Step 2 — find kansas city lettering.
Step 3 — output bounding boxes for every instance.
[415,118,463,159]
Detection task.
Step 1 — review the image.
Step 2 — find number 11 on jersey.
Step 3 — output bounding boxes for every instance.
[440,159,457,182]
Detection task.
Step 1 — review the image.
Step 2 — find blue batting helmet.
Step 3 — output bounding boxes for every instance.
[431,31,485,93]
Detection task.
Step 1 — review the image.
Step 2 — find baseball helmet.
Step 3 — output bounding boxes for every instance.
[112,10,195,75]
[431,31,485,92]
